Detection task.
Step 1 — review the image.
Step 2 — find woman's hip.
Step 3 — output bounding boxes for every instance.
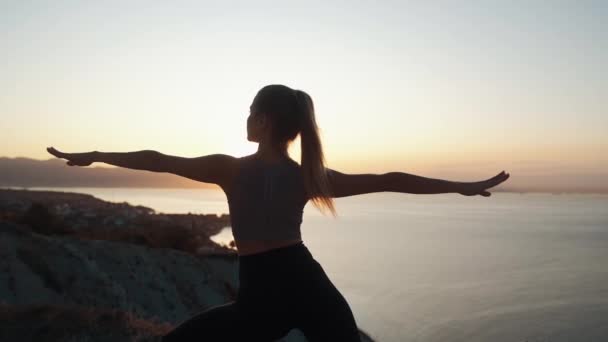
[236,241,335,296]
[238,241,315,277]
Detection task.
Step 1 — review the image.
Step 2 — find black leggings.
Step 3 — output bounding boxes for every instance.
[161,241,361,341]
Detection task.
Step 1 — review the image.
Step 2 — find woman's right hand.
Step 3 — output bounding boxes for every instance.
[46,147,96,167]
[457,171,510,197]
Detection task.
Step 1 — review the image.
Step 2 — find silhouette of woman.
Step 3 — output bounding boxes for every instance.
[47,84,510,341]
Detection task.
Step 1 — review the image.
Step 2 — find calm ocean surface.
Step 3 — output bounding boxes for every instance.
[23,187,608,341]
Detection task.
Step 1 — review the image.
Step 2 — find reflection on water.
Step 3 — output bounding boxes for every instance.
[210,226,234,247]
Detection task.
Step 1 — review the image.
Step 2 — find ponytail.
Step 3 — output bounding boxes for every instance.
[294,90,337,217]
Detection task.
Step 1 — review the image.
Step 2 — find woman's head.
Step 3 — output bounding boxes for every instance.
[248,84,337,217]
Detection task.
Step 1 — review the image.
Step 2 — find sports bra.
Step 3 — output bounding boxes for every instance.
[226,155,308,241]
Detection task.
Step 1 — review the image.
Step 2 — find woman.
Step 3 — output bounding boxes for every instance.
[47,84,510,341]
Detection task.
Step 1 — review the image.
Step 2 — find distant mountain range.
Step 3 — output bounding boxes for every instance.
[0,157,215,189]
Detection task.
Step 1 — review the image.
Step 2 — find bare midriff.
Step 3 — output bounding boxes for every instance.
[235,238,303,256]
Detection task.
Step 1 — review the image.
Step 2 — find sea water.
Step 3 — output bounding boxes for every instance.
[18,187,608,341]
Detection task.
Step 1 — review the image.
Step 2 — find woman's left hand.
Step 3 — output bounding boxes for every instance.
[46,147,96,167]
[458,171,510,197]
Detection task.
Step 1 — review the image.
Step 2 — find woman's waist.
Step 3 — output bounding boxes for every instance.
[231,221,303,242]
[236,238,303,256]
[237,239,315,271]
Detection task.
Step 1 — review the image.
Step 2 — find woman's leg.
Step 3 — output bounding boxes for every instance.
[161,301,244,342]
[296,260,362,342]
[161,299,294,342]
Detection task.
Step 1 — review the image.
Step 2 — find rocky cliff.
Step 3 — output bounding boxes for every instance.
[0,189,375,341]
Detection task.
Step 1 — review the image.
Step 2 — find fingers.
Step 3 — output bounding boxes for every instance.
[47,146,66,158]
[492,170,509,179]
[48,147,91,167]
[496,172,510,184]
[47,146,76,161]
[486,171,510,187]
[468,170,510,197]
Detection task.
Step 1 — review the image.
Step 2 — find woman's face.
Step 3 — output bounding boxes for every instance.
[246,103,267,142]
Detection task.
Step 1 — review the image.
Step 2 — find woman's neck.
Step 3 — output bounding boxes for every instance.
[255,143,289,162]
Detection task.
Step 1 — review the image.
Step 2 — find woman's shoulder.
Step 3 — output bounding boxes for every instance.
[231,154,302,179]
[239,153,299,167]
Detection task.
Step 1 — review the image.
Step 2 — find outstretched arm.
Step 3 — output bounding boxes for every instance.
[326,168,510,198]
[46,147,236,186]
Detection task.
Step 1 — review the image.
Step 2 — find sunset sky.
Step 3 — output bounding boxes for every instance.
[1,1,606,191]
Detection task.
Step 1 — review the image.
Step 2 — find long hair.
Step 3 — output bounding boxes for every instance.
[252,84,337,217]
